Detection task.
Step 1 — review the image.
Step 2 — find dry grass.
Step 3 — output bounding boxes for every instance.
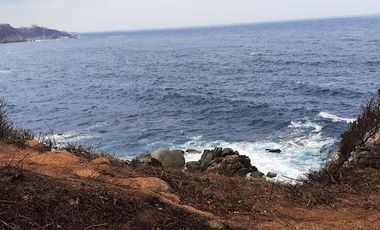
[0,166,211,230]
[0,99,34,146]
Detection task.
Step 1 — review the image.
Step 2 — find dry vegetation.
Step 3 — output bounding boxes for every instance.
[337,90,380,167]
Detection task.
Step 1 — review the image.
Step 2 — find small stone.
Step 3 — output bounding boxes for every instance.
[185,149,202,154]
[266,172,277,178]
[265,149,281,153]
[246,171,264,180]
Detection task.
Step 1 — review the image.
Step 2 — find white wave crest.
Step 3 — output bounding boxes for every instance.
[318,111,355,123]
[0,69,12,74]
[45,131,94,144]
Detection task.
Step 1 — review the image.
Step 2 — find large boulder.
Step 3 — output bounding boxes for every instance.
[151,149,185,169]
[186,147,258,177]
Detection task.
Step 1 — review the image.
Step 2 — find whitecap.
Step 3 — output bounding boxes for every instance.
[288,120,322,133]
[0,69,12,74]
[44,131,94,145]
[249,52,263,56]
[318,111,355,123]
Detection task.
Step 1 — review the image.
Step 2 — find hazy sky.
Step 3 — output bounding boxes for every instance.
[1,0,380,32]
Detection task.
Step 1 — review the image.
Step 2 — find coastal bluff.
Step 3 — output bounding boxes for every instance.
[0,24,74,43]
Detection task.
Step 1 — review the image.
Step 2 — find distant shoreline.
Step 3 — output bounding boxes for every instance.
[0,24,75,44]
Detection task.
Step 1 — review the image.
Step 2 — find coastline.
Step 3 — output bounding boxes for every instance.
[1,91,380,228]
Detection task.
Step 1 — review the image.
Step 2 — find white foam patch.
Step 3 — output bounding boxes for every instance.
[0,69,12,74]
[179,120,335,182]
[45,131,94,144]
[318,111,355,123]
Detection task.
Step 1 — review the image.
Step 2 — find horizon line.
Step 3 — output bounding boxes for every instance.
[76,13,380,34]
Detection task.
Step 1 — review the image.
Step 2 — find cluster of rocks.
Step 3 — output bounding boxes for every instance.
[186,147,262,177]
[135,147,277,179]
[341,133,380,169]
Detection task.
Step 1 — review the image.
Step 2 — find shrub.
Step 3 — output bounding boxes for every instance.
[0,98,33,145]
[335,89,380,166]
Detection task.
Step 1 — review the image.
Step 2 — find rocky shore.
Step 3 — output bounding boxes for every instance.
[0,91,379,229]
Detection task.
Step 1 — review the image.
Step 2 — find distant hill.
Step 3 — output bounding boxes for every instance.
[0,24,74,44]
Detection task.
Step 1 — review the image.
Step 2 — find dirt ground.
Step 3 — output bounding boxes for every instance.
[1,142,380,229]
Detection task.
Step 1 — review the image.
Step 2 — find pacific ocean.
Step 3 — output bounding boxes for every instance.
[0,16,379,179]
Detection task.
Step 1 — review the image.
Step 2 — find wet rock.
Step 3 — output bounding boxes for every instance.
[221,147,235,157]
[186,149,202,154]
[151,149,185,169]
[200,149,215,167]
[266,149,281,153]
[194,147,258,177]
[266,172,277,178]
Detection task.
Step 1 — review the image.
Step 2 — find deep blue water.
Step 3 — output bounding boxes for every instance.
[1,16,379,179]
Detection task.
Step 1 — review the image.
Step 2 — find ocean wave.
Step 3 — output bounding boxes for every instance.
[0,69,12,74]
[45,131,94,144]
[318,111,355,123]
[180,120,335,182]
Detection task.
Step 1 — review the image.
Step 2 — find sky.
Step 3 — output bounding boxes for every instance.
[1,0,380,32]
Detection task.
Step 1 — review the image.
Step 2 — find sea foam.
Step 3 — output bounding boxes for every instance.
[318,111,355,123]
[181,119,335,182]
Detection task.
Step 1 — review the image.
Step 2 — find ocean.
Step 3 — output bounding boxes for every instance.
[1,16,379,180]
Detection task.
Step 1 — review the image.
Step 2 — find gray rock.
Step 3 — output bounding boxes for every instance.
[200,150,215,167]
[221,148,235,157]
[136,153,152,164]
[246,171,265,180]
[135,153,162,167]
[186,149,202,154]
[213,147,223,158]
[266,172,277,178]
[265,149,281,153]
[151,149,185,169]
[206,155,256,177]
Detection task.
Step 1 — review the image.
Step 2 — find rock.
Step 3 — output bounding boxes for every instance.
[266,149,281,153]
[266,172,277,178]
[151,149,185,169]
[246,171,265,180]
[200,150,215,167]
[135,153,162,167]
[221,148,235,157]
[186,149,202,154]
[186,161,202,171]
[206,155,256,177]
[189,147,259,177]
